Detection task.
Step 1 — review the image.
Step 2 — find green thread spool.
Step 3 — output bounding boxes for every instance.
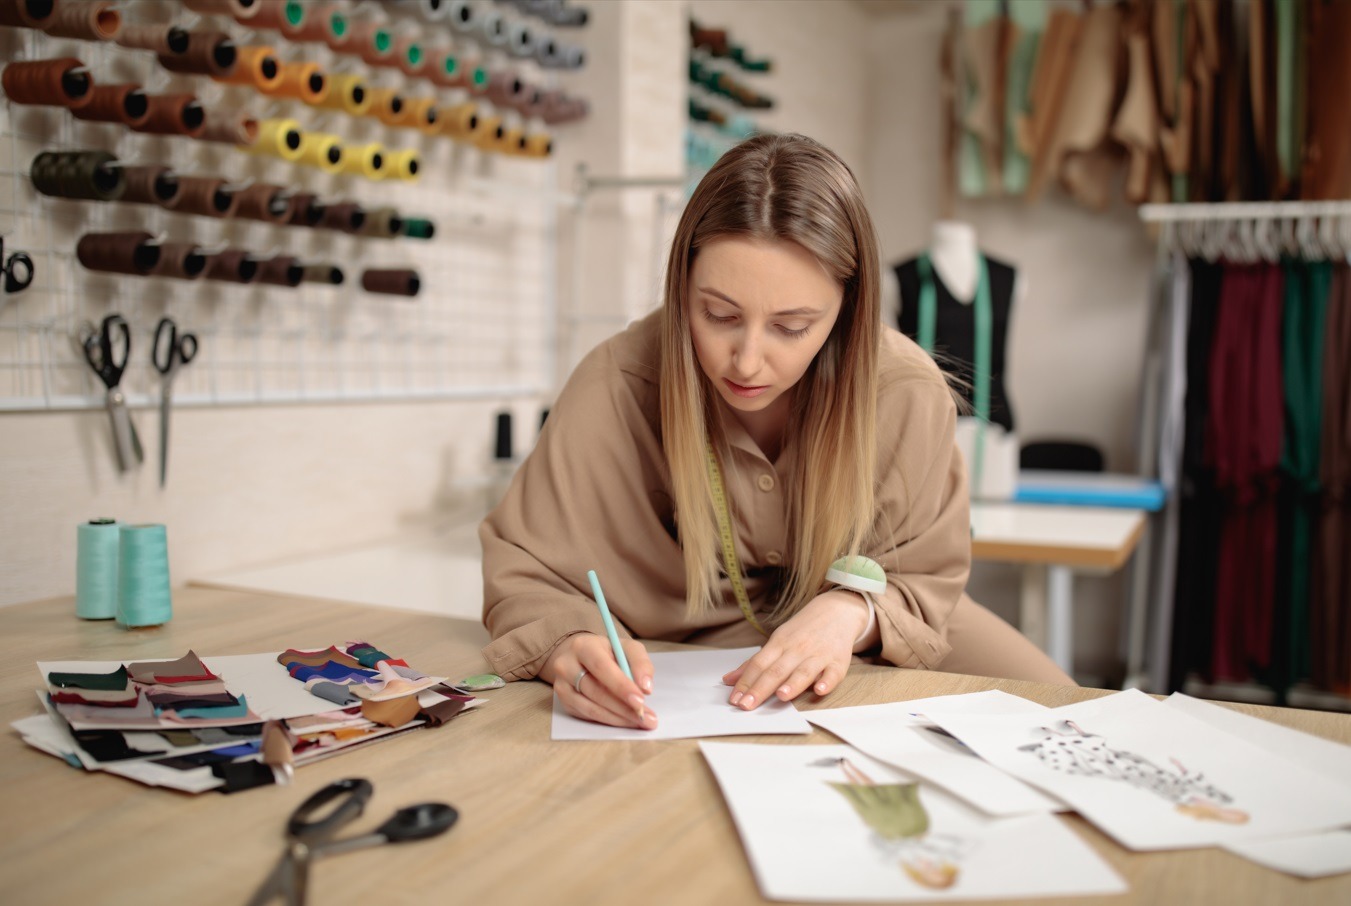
[75,518,120,620]
[400,218,435,240]
[117,523,172,628]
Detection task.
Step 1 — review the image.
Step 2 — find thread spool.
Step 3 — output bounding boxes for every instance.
[286,192,323,227]
[392,34,425,76]
[504,20,534,58]
[116,524,172,629]
[301,263,344,285]
[544,2,588,27]
[476,9,508,47]
[361,207,403,238]
[484,70,530,110]
[158,30,238,79]
[438,101,480,139]
[165,176,238,218]
[1,58,93,108]
[149,242,207,280]
[427,50,466,88]
[316,72,369,115]
[42,0,120,41]
[316,202,365,233]
[418,0,451,21]
[201,109,257,145]
[353,22,395,66]
[0,0,57,29]
[30,150,125,202]
[362,268,420,297]
[76,519,121,620]
[402,96,439,133]
[76,231,160,276]
[69,84,150,127]
[444,0,475,34]
[541,93,588,125]
[384,148,420,181]
[337,142,384,179]
[296,132,343,172]
[292,3,346,44]
[498,126,527,156]
[472,115,505,150]
[131,94,207,138]
[367,87,404,126]
[233,183,293,223]
[542,42,585,70]
[120,166,180,206]
[520,131,553,158]
[256,255,303,287]
[322,6,354,51]
[251,0,306,38]
[117,23,189,54]
[399,217,435,240]
[205,249,259,283]
[516,84,547,119]
[183,0,260,19]
[215,45,281,90]
[247,117,303,160]
[262,61,327,105]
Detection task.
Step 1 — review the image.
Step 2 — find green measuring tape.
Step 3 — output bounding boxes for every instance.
[916,253,992,493]
[705,441,769,636]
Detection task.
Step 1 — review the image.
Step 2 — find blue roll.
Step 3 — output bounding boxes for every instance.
[117,523,173,628]
[76,518,120,620]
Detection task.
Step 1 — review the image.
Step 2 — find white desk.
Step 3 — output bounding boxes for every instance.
[970,502,1148,673]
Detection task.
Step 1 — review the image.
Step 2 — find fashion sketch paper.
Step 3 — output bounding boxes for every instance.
[700,742,1125,902]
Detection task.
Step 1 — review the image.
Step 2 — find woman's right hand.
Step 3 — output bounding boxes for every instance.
[542,632,657,729]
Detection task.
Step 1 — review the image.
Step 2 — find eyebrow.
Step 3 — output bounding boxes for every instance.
[697,286,823,317]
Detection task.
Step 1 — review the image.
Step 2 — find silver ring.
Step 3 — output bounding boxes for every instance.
[573,667,587,694]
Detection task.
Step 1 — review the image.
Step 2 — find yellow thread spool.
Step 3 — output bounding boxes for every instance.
[366,87,405,126]
[520,132,553,159]
[472,115,505,151]
[215,45,281,91]
[438,102,480,139]
[261,60,328,105]
[246,117,303,160]
[338,142,385,179]
[384,148,420,181]
[296,132,343,172]
[403,96,439,134]
[317,72,370,116]
[497,126,526,156]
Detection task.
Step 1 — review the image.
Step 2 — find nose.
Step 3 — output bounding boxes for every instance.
[731,330,763,380]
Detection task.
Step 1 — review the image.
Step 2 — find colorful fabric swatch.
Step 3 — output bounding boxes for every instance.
[50,689,141,708]
[47,666,129,691]
[275,646,365,670]
[126,651,217,684]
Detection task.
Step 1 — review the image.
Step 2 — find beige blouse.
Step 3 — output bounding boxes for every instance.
[479,310,971,680]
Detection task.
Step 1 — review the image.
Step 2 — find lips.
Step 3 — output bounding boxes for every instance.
[724,378,769,399]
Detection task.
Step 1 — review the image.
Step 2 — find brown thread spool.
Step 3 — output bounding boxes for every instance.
[165,176,238,218]
[251,0,306,39]
[116,23,189,54]
[215,45,280,90]
[286,192,323,227]
[484,70,529,110]
[361,207,403,238]
[201,110,257,146]
[204,249,259,283]
[0,0,57,29]
[292,3,344,44]
[233,183,292,223]
[361,268,420,297]
[516,84,547,119]
[352,22,395,66]
[42,0,120,41]
[120,166,181,206]
[402,96,438,133]
[2,58,93,108]
[301,263,343,285]
[427,49,466,89]
[392,34,426,77]
[316,202,364,233]
[70,84,150,127]
[30,149,124,201]
[76,231,160,276]
[255,255,303,287]
[366,87,404,126]
[541,94,588,125]
[132,94,207,138]
[182,0,260,20]
[158,31,238,79]
[439,102,480,139]
[149,242,207,280]
[261,61,327,104]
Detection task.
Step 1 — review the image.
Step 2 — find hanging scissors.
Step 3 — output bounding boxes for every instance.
[248,778,458,906]
[152,316,198,487]
[81,314,143,473]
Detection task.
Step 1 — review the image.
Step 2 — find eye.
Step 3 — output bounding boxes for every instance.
[777,323,810,338]
[702,308,735,325]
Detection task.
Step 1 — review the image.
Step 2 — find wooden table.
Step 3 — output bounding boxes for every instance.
[970,502,1148,674]
[1,587,1347,906]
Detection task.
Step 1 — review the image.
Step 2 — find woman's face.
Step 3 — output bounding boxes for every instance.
[687,236,844,423]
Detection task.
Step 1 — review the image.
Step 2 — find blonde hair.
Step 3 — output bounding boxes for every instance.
[660,133,881,622]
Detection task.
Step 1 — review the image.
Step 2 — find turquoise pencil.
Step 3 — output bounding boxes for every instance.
[587,569,634,681]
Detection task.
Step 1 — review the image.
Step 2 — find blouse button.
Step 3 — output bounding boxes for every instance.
[765,550,782,565]
[757,474,775,492]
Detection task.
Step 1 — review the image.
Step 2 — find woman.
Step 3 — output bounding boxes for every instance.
[481,133,1072,730]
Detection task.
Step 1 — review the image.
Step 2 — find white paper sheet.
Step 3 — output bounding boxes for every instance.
[929,688,1351,851]
[550,648,811,741]
[1223,830,1351,879]
[700,742,1125,902]
[807,691,1063,816]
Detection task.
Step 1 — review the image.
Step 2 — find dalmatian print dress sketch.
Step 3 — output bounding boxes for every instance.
[1019,720,1250,824]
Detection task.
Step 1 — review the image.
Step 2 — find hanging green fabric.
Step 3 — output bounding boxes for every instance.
[958,0,1002,198]
[1002,0,1046,194]
[916,254,993,494]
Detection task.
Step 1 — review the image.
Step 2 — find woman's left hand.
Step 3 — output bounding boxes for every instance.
[722,589,871,710]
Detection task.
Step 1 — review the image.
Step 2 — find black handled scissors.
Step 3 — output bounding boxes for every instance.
[152,317,198,487]
[248,778,458,906]
[80,314,143,473]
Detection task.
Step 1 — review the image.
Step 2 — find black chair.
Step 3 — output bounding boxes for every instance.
[1019,440,1105,473]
